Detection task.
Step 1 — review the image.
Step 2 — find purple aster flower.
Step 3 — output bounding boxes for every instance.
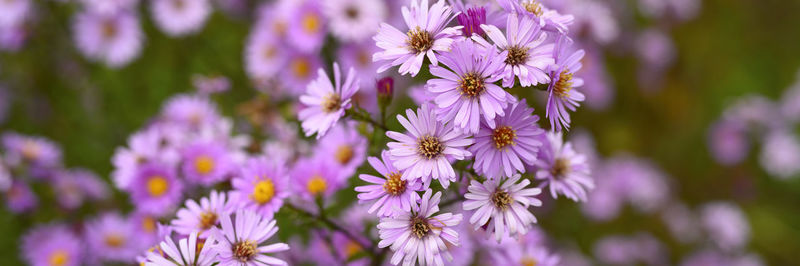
[73,10,144,68]
[171,190,235,238]
[355,150,424,217]
[290,156,345,201]
[111,125,179,190]
[338,40,382,88]
[298,62,360,139]
[1,133,62,169]
[377,189,463,266]
[4,180,37,213]
[53,168,109,210]
[457,6,486,37]
[534,131,593,202]
[231,157,290,219]
[210,210,290,265]
[593,233,667,266]
[143,231,219,266]
[373,0,462,76]
[84,212,140,262]
[180,140,233,186]
[318,124,367,179]
[462,174,542,241]
[498,0,574,33]
[245,26,288,83]
[475,12,554,88]
[386,104,473,188]
[0,0,31,28]
[151,0,211,37]
[427,39,514,134]
[490,241,560,266]
[22,224,83,266]
[162,94,221,129]
[470,99,544,179]
[701,202,750,251]
[287,0,326,53]
[279,51,324,95]
[193,74,230,95]
[545,35,585,132]
[661,202,701,244]
[129,162,184,216]
[759,130,800,179]
[130,211,163,247]
[323,0,386,42]
[708,119,750,166]
[575,44,613,110]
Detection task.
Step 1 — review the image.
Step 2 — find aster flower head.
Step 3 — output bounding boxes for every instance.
[210,210,290,265]
[287,0,326,53]
[356,150,424,217]
[129,162,184,216]
[53,168,110,210]
[280,51,324,95]
[5,180,37,213]
[462,174,542,241]
[377,189,463,266]
[80,0,138,15]
[85,212,140,262]
[324,0,386,42]
[111,125,178,190]
[143,231,219,266]
[231,157,290,219]
[499,0,574,33]
[545,35,585,132]
[151,0,211,37]
[491,241,560,266]
[427,39,516,134]
[245,26,288,82]
[318,124,368,179]
[475,12,554,88]
[172,190,235,238]
[1,133,62,169]
[162,94,221,129]
[338,40,382,88]
[299,62,360,139]
[73,10,144,68]
[535,131,593,202]
[386,104,473,188]
[701,202,750,251]
[373,0,462,77]
[290,156,345,201]
[470,99,544,179]
[180,140,233,186]
[457,6,486,37]
[22,224,83,266]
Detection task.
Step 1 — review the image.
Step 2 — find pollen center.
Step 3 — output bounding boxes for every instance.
[194,155,215,175]
[146,176,169,197]
[142,216,156,233]
[345,241,362,258]
[383,172,407,196]
[553,69,573,97]
[407,26,433,54]
[291,58,311,79]
[459,72,485,98]
[322,93,342,113]
[199,211,218,230]
[307,175,327,195]
[522,1,544,17]
[505,46,530,66]
[345,6,359,19]
[491,190,513,210]
[417,136,444,159]
[21,141,40,161]
[302,13,320,33]
[172,0,185,9]
[252,179,275,204]
[411,217,431,239]
[492,126,517,149]
[104,234,125,248]
[335,145,354,165]
[233,240,257,262]
[552,158,571,179]
[521,257,538,266]
[48,250,69,266]
[101,20,117,40]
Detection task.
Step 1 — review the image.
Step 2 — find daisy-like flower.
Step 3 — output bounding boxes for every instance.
[470,99,543,179]
[143,231,219,266]
[111,125,178,190]
[490,240,560,266]
[499,0,574,33]
[377,189,463,266]
[231,157,290,219]
[298,62,360,139]
[129,162,184,215]
[22,224,83,266]
[462,174,542,241]
[4,181,37,213]
[162,94,221,129]
[373,0,461,77]
[323,0,386,42]
[210,210,290,265]
[287,0,326,53]
[180,140,233,186]
[72,10,144,68]
[386,104,473,188]
[427,39,514,134]
[53,168,109,210]
[338,40,381,88]
[318,124,367,180]
[545,35,585,132]
[84,212,140,262]
[475,12,554,88]
[172,190,235,237]
[290,156,344,201]
[151,0,211,37]
[535,131,593,202]
[355,150,423,217]
[1,133,62,169]
[245,26,287,82]
[279,51,323,95]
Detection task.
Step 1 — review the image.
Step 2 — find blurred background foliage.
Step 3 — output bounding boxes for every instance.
[1,0,800,265]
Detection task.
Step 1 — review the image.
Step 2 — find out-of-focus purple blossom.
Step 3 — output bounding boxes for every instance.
[338,40,382,89]
[491,237,560,266]
[161,94,221,129]
[593,233,667,265]
[231,157,290,219]
[80,0,138,15]
[111,125,178,190]
[318,124,367,180]
[681,249,764,266]
[560,0,619,44]
[535,131,593,201]
[151,0,211,37]
[298,62,360,138]
[73,10,144,68]
[471,100,544,179]
[128,211,162,248]
[53,168,109,210]
[576,44,614,110]
[193,74,230,95]
[636,29,676,92]
[22,224,83,266]
[287,0,326,53]
[0,0,32,28]
[180,140,234,185]
[759,130,800,179]
[324,0,386,42]
[701,201,750,251]
[0,24,27,52]
[0,161,10,192]
[245,25,288,84]
[708,119,750,166]
[583,156,670,220]
[290,156,345,201]
[128,162,183,216]
[5,180,37,213]
[661,202,701,244]
[723,95,784,131]
[545,35,585,131]
[457,6,486,37]
[638,0,701,22]
[84,212,141,262]
[2,133,62,170]
[780,71,800,123]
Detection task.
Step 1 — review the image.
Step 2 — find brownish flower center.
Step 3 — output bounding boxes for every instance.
[417,136,444,159]
[383,172,407,196]
[492,126,517,149]
[233,241,257,262]
[491,190,513,210]
[199,211,217,230]
[521,257,538,266]
[522,1,544,17]
[553,69,573,98]
[172,0,184,9]
[407,26,433,54]
[459,72,485,98]
[335,145,354,165]
[321,93,342,113]
[551,158,571,179]
[505,46,530,66]
[345,6,359,19]
[104,234,125,248]
[101,20,117,40]
[411,217,431,239]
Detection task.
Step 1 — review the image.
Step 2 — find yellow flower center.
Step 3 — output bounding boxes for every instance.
[383,173,407,196]
[104,234,125,248]
[21,141,40,161]
[146,176,169,197]
[492,126,517,149]
[233,240,257,262]
[417,136,444,159]
[407,26,433,54]
[345,241,362,258]
[307,175,327,195]
[199,211,218,230]
[411,217,431,239]
[553,69,573,98]
[522,1,544,17]
[142,216,156,233]
[291,58,311,79]
[194,156,215,175]
[521,257,538,266]
[252,179,275,204]
[302,13,320,33]
[459,72,485,98]
[335,145,354,165]
[48,250,69,266]
[101,20,117,40]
